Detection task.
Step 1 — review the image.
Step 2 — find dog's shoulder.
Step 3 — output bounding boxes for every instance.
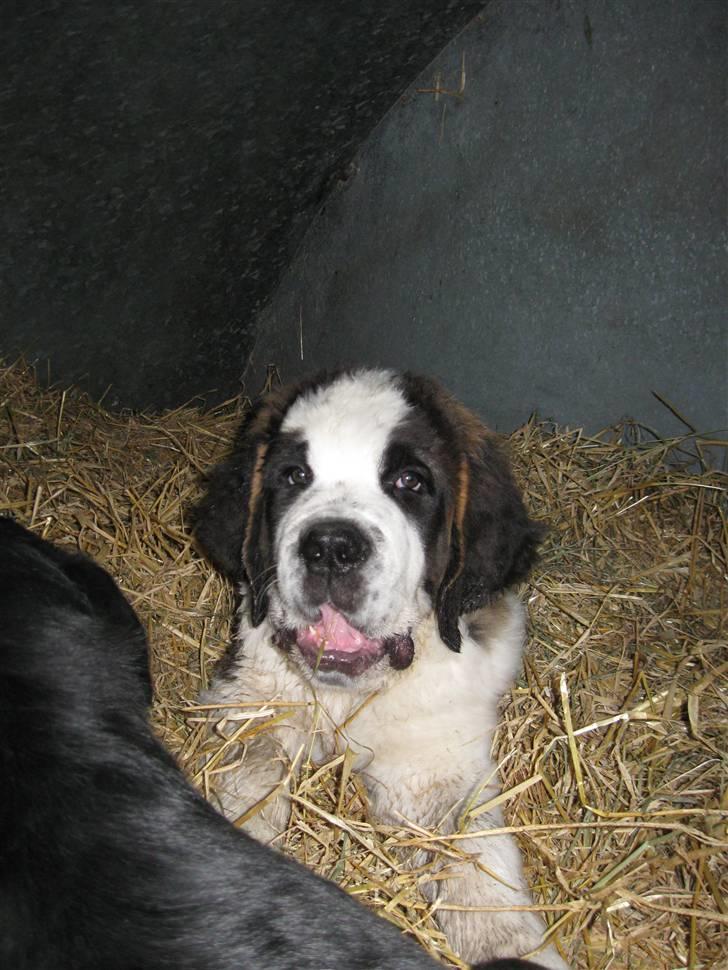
[463,592,528,697]
[341,596,525,782]
[203,616,309,704]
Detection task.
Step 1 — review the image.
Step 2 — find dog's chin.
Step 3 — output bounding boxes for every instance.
[271,603,415,680]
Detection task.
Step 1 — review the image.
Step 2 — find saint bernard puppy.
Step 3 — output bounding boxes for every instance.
[195,370,569,969]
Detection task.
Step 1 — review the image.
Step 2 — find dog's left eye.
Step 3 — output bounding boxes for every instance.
[285,466,312,487]
[394,470,424,493]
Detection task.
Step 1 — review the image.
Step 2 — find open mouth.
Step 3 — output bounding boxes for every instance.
[274,604,414,677]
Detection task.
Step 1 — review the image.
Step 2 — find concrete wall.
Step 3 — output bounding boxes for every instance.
[249,0,727,440]
[1,0,482,409]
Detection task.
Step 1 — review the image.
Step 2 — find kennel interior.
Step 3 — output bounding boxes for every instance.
[2,2,726,968]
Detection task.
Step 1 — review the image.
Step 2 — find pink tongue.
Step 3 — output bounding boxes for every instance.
[298,604,381,654]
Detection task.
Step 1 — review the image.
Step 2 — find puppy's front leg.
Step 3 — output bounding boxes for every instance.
[363,771,568,969]
[199,674,301,844]
[206,724,294,844]
[428,807,568,970]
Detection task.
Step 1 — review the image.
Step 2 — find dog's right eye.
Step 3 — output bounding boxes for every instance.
[394,470,424,493]
[284,465,312,487]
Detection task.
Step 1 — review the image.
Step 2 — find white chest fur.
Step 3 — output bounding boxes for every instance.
[201,594,567,968]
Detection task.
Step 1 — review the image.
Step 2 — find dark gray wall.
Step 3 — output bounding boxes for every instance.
[1,0,482,409]
[249,0,727,439]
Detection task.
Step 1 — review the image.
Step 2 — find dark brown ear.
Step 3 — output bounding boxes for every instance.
[399,374,544,653]
[193,387,296,626]
[435,423,544,651]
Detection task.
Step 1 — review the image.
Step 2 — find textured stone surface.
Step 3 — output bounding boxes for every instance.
[1,0,482,408]
[251,0,727,438]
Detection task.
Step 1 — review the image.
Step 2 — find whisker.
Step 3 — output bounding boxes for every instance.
[249,563,277,586]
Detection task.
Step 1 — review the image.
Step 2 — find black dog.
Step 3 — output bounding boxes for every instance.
[0,519,545,970]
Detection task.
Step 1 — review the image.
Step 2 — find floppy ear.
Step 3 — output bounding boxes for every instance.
[436,433,545,652]
[193,405,275,626]
[194,375,330,625]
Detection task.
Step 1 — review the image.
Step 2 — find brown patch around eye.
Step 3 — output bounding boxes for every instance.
[240,382,310,576]
[440,455,470,597]
[454,455,470,536]
[242,440,269,579]
[439,455,470,602]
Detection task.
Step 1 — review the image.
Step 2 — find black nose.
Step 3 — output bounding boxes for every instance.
[299,520,371,575]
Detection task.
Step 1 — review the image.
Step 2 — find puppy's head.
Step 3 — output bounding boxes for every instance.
[194,370,543,686]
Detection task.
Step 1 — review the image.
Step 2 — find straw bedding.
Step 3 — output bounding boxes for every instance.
[1,358,725,969]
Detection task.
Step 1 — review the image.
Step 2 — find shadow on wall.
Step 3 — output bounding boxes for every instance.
[1,0,484,409]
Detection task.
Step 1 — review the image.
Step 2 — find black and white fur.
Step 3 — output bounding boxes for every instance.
[1,518,544,970]
[195,370,569,968]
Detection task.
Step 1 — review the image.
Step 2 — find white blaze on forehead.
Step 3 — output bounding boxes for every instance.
[281,371,410,486]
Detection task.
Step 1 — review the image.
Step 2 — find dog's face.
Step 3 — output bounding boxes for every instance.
[195,370,543,688]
